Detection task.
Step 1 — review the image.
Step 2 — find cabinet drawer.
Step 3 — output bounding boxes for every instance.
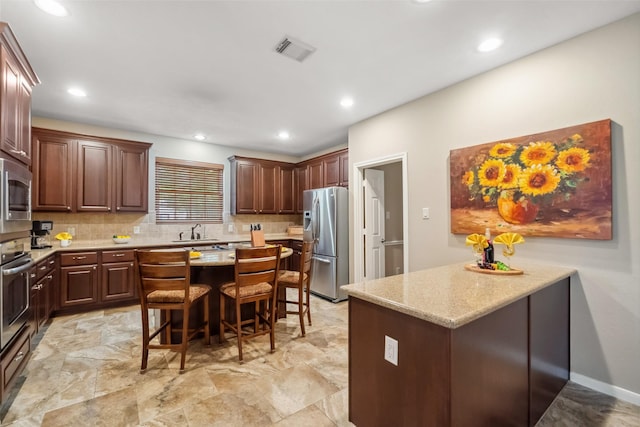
[1,326,30,394]
[102,250,135,263]
[35,256,55,281]
[60,252,99,266]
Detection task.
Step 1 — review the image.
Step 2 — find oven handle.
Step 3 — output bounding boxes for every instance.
[2,258,34,276]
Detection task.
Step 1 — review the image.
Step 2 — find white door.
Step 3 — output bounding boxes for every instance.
[364,168,385,279]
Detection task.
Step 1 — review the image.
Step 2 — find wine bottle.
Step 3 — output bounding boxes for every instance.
[484,227,494,263]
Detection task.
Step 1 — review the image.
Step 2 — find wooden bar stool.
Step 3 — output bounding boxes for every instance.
[277,240,313,336]
[219,245,281,361]
[136,249,211,373]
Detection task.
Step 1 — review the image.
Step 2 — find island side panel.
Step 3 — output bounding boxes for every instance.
[450,298,529,427]
[349,297,451,427]
[529,277,570,426]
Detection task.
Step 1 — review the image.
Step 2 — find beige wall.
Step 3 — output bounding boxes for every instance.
[348,14,640,398]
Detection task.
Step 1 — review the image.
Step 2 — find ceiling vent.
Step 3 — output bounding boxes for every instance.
[274,36,316,62]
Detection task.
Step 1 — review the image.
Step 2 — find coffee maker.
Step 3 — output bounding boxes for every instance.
[31,220,53,249]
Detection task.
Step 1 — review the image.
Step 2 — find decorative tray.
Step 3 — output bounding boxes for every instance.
[464,264,524,275]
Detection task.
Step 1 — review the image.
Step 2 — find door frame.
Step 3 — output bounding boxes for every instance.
[353,152,409,282]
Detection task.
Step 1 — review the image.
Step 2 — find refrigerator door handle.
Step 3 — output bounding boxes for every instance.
[313,256,331,264]
[313,195,320,243]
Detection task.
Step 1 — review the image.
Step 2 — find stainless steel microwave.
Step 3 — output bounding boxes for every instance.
[0,158,31,234]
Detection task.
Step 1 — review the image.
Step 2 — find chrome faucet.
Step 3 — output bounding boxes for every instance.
[191,224,201,240]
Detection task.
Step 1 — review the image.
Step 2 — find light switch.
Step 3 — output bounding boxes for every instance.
[422,207,430,219]
[133,226,141,234]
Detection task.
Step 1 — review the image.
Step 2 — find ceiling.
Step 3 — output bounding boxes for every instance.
[2,1,640,157]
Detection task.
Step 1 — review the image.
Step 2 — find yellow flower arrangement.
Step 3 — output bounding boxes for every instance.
[462,133,592,211]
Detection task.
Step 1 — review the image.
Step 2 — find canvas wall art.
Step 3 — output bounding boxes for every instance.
[450,119,612,240]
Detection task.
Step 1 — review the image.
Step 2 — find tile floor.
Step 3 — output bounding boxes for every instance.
[0,294,638,426]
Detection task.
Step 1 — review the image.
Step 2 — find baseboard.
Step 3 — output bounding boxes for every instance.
[570,372,640,406]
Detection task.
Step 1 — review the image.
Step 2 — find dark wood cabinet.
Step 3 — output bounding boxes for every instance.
[0,324,30,404]
[307,160,324,190]
[31,128,151,213]
[101,250,136,302]
[289,240,303,272]
[279,164,295,214]
[59,252,99,308]
[339,151,349,187]
[229,156,297,215]
[323,156,340,187]
[0,24,39,166]
[32,131,74,211]
[76,140,113,212]
[258,161,278,214]
[294,166,307,213]
[29,255,57,337]
[115,143,149,212]
[58,250,138,312]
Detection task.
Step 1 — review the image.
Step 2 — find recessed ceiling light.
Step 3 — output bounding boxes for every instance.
[194,134,206,141]
[67,87,87,97]
[278,131,290,140]
[340,97,354,108]
[34,0,69,17]
[477,38,503,53]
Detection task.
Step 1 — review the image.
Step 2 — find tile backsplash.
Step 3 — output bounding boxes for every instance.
[33,212,302,241]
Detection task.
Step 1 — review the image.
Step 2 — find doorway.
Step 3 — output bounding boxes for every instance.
[353,153,408,282]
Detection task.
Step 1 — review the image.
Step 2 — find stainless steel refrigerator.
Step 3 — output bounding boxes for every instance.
[303,186,349,302]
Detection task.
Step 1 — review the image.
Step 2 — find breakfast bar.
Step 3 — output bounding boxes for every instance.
[342,262,576,427]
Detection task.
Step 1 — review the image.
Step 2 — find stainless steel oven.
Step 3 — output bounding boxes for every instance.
[0,158,32,234]
[0,237,32,349]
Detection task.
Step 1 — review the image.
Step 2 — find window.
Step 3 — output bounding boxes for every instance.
[155,157,223,223]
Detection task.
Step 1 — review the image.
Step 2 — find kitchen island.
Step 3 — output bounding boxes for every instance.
[342,262,576,427]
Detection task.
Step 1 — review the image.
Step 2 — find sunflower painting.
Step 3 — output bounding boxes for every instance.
[450,119,612,240]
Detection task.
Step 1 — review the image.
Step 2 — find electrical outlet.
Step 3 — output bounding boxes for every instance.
[384,335,398,366]
[133,226,141,234]
[67,227,75,236]
[228,224,234,233]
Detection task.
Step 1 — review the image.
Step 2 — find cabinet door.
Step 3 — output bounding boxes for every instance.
[234,160,259,214]
[76,140,113,212]
[294,166,307,213]
[308,161,324,190]
[323,155,340,187]
[339,151,349,187]
[16,77,32,165]
[258,162,278,214]
[60,264,99,308]
[115,143,149,212]
[278,165,295,214]
[0,45,20,159]
[32,131,74,211]
[101,261,136,302]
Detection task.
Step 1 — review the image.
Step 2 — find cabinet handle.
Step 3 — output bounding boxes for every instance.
[39,265,47,271]
[14,351,25,363]
[114,253,125,257]
[93,266,97,270]
[47,275,53,280]
[73,256,87,260]
[49,260,55,265]
[117,207,121,211]
[67,207,71,211]
[130,263,134,267]
[30,273,36,278]
[31,285,38,290]
[108,207,111,211]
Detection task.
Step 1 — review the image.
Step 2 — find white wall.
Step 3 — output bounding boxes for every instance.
[348,13,640,399]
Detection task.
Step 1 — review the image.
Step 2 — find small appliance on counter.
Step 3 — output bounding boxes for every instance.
[31,220,53,249]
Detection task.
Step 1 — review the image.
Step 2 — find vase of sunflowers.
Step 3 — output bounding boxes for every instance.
[462,133,591,224]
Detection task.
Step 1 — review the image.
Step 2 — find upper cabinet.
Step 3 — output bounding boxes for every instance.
[229,156,296,215]
[31,128,151,213]
[0,23,40,166]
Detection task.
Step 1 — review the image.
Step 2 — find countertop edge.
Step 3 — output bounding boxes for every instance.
[342,262,576,329]
[29,234,302,264]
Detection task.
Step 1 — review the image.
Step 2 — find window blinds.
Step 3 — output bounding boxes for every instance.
[155,157,223,223]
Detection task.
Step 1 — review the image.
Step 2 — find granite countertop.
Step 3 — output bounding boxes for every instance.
[29,233,302,263]
[341,262,576,329]
[190,247,293,267]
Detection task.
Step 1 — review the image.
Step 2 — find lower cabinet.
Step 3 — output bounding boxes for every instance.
[101,250,136,302]
[59,250,137,312]
[29,255,57,337]
[0,325,30,403]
